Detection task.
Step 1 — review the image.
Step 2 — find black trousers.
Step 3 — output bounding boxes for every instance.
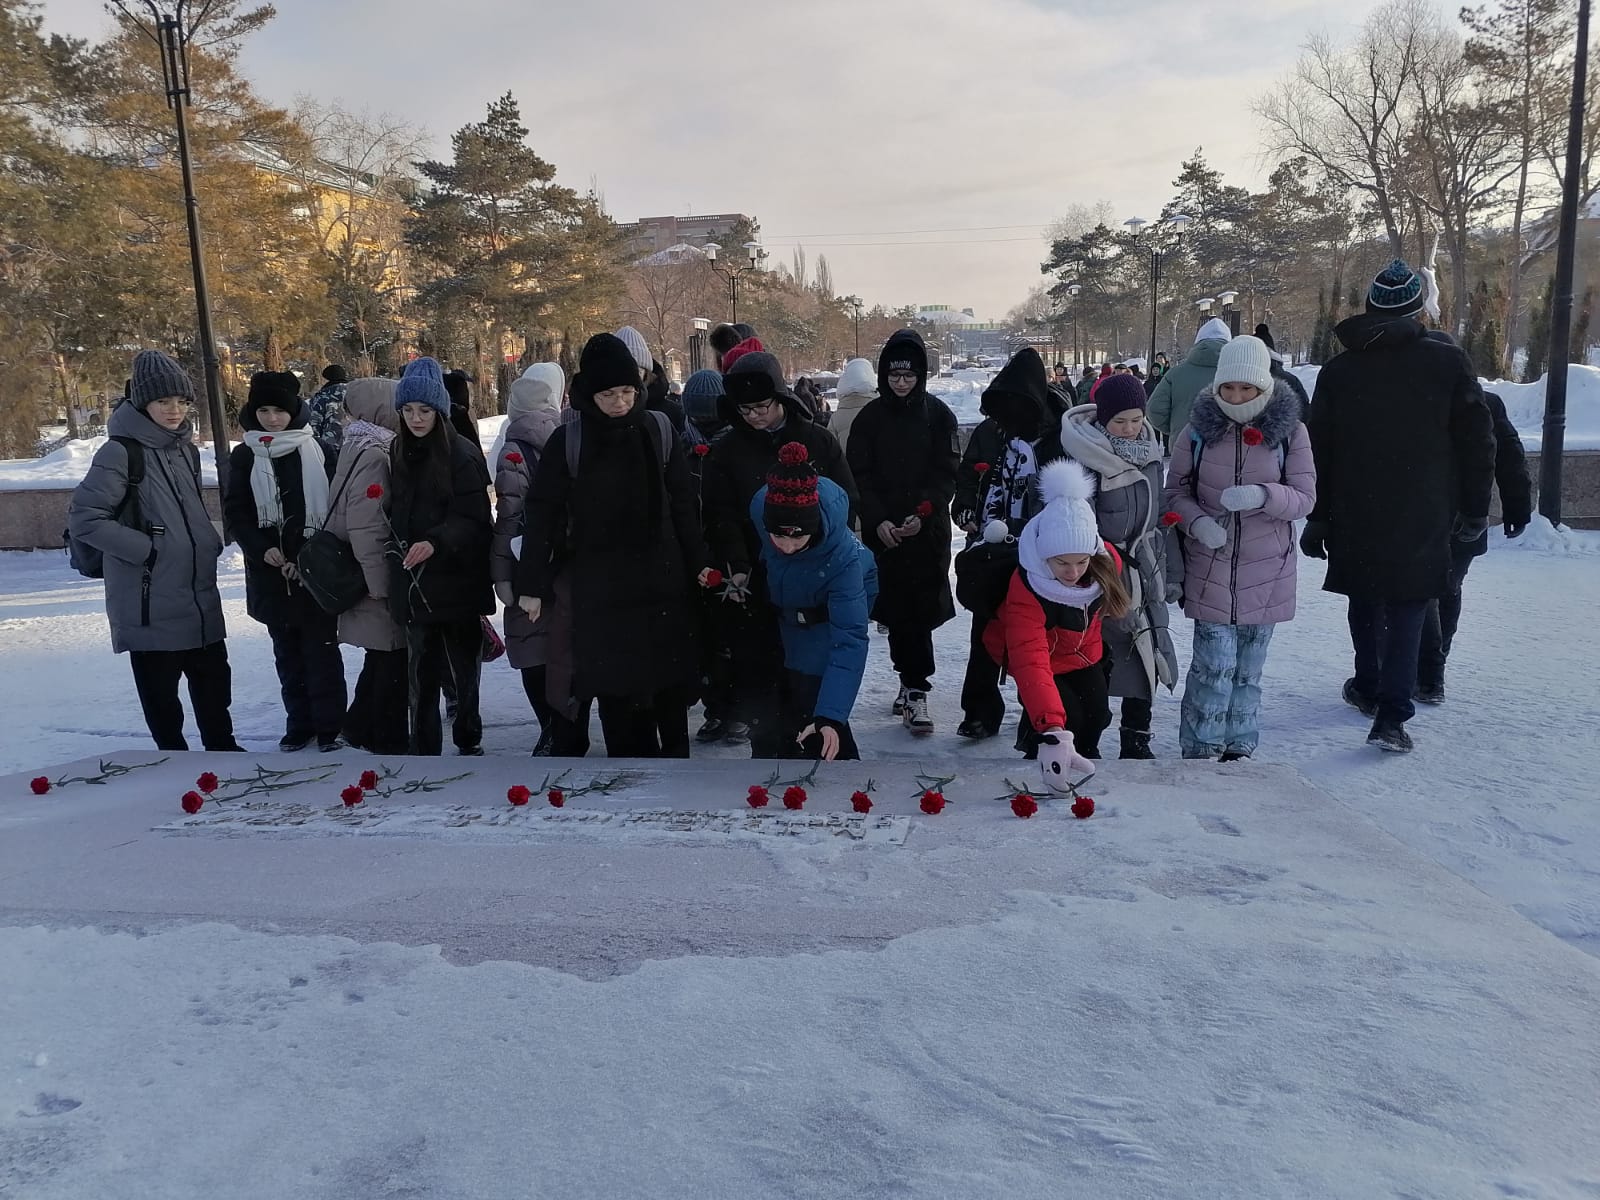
[778,669,860,761]
[1018,664,1111,760]
[128,641,236,752]
[959,613,1005,730]
[519,665,556,748]
[268,617,347,741]
[1347,598,1428,725]
[344,647,408,755]
[726,603,787,757]
[547,699,594,758]
[596,688,690,758]
[1418,544,1477,689]
[887,624,936,692]
[406,619,483,756]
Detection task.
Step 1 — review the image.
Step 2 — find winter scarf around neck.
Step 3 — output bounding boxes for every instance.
[1217,389,1272,425]
[1105,433,1157,466]
[245,427,328,533]
[1019,520,1104,607]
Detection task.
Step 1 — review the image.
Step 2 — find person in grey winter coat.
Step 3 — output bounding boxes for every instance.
[1165,336,1316,761]
[1148,317,1232,439]
[1049,374,1182,759]
[322,378,408,755]
[68,349,240,752]
[490,362,564,753]
[829,357,877,453]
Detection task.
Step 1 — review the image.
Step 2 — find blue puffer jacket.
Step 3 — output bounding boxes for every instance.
[749,477,878,724]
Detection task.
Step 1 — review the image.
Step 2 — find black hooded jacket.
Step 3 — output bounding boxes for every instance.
[1307,312,1495,601]
[845,329,958,629]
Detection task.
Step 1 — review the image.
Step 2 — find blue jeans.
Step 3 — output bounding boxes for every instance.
[1180,621,1276,758]
[1346,598,1428,725]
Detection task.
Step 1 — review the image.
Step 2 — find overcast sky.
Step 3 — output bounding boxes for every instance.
[42,0,1394,320]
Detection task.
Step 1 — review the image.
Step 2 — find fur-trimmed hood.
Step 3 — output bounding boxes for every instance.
[1188,377,1302,448]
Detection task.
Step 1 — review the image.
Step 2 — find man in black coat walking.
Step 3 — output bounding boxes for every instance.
[1414,339,1533,703]
[845,329,959,736]
[1301,260,1495,752]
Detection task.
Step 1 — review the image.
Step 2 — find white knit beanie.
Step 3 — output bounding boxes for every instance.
[1213,335,1274,396]
[1026,460,1103,559]
[613,326,653,373]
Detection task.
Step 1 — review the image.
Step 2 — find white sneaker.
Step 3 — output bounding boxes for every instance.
[892,686,909,717]
[903,690,933,736]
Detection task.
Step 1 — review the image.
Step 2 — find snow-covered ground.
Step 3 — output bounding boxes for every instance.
[2,521,1599,1196]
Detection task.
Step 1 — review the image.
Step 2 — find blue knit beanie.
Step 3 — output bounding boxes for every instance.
[394,356,450,416]
[1367,259,1424,315]
[681,369,725,424]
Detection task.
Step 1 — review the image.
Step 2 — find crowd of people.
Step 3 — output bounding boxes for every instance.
[66,257,1531,785]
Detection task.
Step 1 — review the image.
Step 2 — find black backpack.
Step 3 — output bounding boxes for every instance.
[65,437,147,579]
[954,536,1019,621]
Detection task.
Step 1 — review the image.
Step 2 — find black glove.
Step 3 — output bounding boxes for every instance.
[1503,520,1527,539]
[1299,520,1329,560]
[1452,514,1488,543]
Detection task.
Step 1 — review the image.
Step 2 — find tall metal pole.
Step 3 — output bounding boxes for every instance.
[152,13,229,503]
[1541,0,1590,526]
[1148,246,1160,370]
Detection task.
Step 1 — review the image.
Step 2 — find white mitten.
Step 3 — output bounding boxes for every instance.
[1038,729,1096,794]
[1188,515,1228,550]
[1220,484,1268,513]
[494,581,515,609]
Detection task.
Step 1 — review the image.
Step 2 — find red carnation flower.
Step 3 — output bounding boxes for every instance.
[259,435,273,445]
[196,771,219,793]
[29,776,50,795]
[915,501,934,519]
[850,791,873,814]
[703,568,724,589]
[357,769,378,791]
[919,790,946,815]
[747,785,770,809]
[547,788,565,808]
[973,461,991,475]
[181,791,204,814]
[365,483,384,500]
[778,441,809,465]
[693,443,710,457]
[1071,796,1096,819]
[1161,511,1182,528]
[505,451,524,465]
[507,784,531,807]
[1011,794,1039,819]
[1241,426,1264,446]
[782,785,807,810]
[341,785,364,807]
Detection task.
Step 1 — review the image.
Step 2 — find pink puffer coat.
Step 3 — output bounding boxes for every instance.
[1164,379,1316,626]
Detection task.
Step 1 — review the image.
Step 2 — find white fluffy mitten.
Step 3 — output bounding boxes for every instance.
[1188,515,1228,550]
[1220,484,1268,513]
[1038,729,1096,794]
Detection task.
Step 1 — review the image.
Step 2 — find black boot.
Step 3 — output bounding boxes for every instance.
[1119,728,1154,760]
[1367,720,1414,753]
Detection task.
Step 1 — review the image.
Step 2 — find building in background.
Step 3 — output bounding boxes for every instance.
[619,214,759,259]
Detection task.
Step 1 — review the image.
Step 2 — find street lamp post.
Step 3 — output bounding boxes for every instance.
[1124,214,1192,371]
[116,0,230,501]
[1217,290,1241,337]
[846,296,864,357]
[705,241,765,323]
[1067,283,1082,368]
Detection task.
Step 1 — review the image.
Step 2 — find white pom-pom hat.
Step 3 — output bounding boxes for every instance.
[1025,460,1103,560]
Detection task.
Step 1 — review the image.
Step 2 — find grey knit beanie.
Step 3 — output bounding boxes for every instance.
[129,350,195,410]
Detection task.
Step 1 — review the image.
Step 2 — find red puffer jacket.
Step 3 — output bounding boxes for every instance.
[982,543,1121,732]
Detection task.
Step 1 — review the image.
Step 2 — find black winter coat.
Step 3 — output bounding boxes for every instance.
[701,397,857,576]
[225,439,337,628]
[953,417,1006,527]
[389,429,494,623]
[1308,313,1495,601]
[515,402,707,700]
[1473,391,1534,554]
[847,331,959,629]
[1271,362,1310,421]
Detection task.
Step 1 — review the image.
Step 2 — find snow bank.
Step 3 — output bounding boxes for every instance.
[0,436,222,491]
[1496,512,1600,555]
[928,368,995,425]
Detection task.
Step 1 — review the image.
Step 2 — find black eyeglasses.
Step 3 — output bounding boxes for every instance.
[737,398,778,416]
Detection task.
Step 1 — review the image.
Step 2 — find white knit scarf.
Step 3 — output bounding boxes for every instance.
[245,427,329,533]
[1019,520,1105,607]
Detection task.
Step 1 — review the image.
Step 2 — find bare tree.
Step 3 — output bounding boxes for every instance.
[1257,0,1444,259]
